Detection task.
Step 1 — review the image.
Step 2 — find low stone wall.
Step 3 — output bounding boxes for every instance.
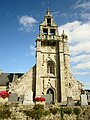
[0,103,90,120]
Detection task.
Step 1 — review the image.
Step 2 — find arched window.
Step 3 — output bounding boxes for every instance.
[47,61,55,74]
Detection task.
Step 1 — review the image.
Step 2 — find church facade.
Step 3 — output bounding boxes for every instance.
[9,9,83,103]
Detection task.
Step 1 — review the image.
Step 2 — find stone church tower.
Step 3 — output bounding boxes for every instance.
[36,8,66,102]
[9,8,83,103]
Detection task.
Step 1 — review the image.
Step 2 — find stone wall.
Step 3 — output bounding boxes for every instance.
[9,66,36,98]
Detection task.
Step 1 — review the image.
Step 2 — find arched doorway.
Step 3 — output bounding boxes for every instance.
[46,88,54,103]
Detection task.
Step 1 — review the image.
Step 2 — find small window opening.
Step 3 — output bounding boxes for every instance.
[51,41,56,46]
[41,41,47,46]
[43,28,48,35]
[50,29,55,35]
[69,83,71,87]
[47,41,51,46]
[47,61,55,74]
[47,18,51,26]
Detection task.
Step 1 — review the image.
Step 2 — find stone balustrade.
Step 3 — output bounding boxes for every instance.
[37,35,61,40]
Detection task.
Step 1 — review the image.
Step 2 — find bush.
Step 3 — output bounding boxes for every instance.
[73,107,81,115]
[43,110,50,116]
[0,110,11,119]
[64,107,72,115]
[0,105,12,119]
[23,104,47,119]
[60,107,65,118]
[33,104,44,110]
[24,109,43,119]
[49,107,59,115]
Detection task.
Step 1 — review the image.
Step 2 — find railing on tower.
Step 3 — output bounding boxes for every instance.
[37,35,61,40]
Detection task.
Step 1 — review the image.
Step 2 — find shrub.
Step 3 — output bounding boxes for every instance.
[73,107,81,115]
[23,110,37,119]
[0,104,12,119]
[49,107,59,115]
[60,107,65,118]
[34,109,43,119]
[33,104,44,110]
[59,108,64,120]
[43,110,50,116]
[64,107,72,115]
[23,104,46,119]
[24,109,43,119]
[0,110,12,119]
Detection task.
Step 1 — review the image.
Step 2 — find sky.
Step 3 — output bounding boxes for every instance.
[0,0,90,89]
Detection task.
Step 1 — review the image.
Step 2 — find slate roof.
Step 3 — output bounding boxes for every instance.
[85,89,90,92]
[0,73,24,86]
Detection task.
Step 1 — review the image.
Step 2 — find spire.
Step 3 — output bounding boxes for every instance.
[61,30,68,39]
[47,7,51,15]
[62,30,65,35]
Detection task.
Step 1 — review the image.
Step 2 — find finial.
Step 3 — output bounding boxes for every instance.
[47,7,50,15]
[47,0,50,15]
[62,30,66,36]
[62,30,68,39]
[63,30,64,34]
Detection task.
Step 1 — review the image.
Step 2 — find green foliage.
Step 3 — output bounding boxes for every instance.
[23,104,49,120]
[43,110,50,116]
[0,110,12,119]
[33,104,44,110]
[0,104,12,119]
[49,107,59,115]
[60,107,72,120]
[73,107,81,115]
[60,107,64,118]
[64,107,72,115]
[24,109,43,119]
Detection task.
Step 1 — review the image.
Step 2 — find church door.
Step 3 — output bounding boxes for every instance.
[46,88,54,103]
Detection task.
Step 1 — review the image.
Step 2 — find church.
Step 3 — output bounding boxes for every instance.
[8,8,83,104]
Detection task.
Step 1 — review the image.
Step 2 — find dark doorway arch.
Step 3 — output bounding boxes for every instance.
[47,88,54,102]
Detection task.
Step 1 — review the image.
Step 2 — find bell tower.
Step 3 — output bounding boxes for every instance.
[35,8,66,102]
[35,8,77,102]
[9,8,83,104]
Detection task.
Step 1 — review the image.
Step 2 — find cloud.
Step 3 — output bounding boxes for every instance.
[73,72,90,75]
[58,21,90,55]
[81,13,90,21]
[18,15,38,32]
[25,44,35,57]
[60,13,68,18]
[72,62,90,70]
[71,54,90,63]
[29,44,35,56]
[52,11,60,18]
[74,0,90,10]
[70,0,90,22]
[70,41,90,56]
[59,21,81,43]
[58,20,90,75]
[84,83,90,86]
